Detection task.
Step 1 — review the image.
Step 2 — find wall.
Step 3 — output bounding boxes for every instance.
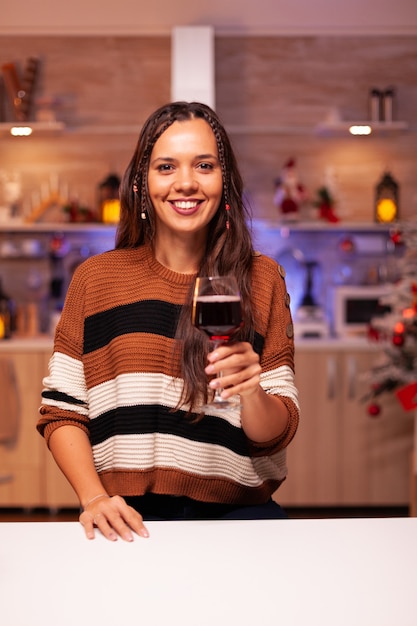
[0,34,416,223]
[2,0,417,35]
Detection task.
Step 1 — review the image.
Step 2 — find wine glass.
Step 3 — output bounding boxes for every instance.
[192,276,243,410]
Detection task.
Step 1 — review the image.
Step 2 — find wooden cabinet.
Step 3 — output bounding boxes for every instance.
[276,343,414,507]
[0,341,79,510]
[276,349,342,505]
[0,348,45,507]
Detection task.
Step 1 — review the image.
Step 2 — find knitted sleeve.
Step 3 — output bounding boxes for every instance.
[247,255,300,456]
[37,260,90,445]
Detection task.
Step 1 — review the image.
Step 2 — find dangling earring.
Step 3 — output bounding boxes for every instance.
[225,203,230,230]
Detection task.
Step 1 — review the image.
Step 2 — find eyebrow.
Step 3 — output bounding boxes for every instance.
[150,153,219,165]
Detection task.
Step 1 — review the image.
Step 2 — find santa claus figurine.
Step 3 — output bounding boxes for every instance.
[273,158,308,221]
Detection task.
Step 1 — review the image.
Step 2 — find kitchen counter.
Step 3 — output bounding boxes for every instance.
[294,335,382,351]
[0,335,53,352]
[2,518,417,626]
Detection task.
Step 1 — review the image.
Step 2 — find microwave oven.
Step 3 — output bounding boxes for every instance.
[333,285,391,337]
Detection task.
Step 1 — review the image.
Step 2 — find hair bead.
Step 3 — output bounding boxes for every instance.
[225,203,230,230]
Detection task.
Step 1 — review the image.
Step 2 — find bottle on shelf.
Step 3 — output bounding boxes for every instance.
[382,88,395,123]
[0,278,15,340]
[369,88,382,122]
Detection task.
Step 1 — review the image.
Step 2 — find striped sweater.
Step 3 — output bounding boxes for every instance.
[37,243,299,505]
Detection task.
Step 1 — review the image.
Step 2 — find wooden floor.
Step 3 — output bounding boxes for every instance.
[0,505,410,522]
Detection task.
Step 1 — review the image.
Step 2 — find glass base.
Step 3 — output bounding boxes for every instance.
[200,399,241,412]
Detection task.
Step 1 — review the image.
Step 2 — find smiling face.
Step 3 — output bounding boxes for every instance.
[147,118,223,244]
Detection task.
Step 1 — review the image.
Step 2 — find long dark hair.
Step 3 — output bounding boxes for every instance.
[116,101,255,414]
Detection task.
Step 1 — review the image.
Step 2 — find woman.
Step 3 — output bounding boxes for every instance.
[37,101,299,541]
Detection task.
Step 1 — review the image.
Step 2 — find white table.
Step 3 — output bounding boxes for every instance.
[1,518,416,626]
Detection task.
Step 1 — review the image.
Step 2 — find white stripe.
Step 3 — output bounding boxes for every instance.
[42,351,89,415]
[92,433,286,486]
[87,366,297,423]
[88,372,182,417]
[260,365,299,410]
[88,372,242,426]
[252,450,287,482]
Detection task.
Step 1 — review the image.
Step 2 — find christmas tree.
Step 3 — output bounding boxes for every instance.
[363,220,417,416]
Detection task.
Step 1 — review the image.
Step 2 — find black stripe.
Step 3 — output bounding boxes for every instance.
[252,331,264,357]
[83,299,265,357]
[89,405,250,457]
[84,300,182,354]
[42,390,87,406]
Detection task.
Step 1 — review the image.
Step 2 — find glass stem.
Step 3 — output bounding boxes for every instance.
[210,339,224,402]
[213,372,224,402]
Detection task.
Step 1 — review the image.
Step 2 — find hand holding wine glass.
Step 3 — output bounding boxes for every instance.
[192,276,243,410]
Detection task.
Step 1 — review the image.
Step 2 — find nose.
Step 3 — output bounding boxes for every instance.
[173,166,198,193]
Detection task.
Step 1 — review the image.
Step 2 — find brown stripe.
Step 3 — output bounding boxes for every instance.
[80,248,194,317]
[100,467,282,505]
[83,333,181,387]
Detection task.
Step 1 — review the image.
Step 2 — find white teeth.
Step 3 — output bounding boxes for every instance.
[173,201,198,209]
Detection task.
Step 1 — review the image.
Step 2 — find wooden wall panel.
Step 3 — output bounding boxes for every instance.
[0,35,415,223]
[215,36,417,221]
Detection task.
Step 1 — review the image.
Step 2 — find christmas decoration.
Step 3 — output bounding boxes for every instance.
[362,220,417,415]
[63,199,97,223]
[314,186,340,223]
[396,381,417,411]
[389,228,403,246]
[273,158,308,221]
[1,57,39,122]
[338,236,355,254]
[367,403,381,417]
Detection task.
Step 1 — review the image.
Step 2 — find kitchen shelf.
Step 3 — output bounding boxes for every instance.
[2,122,308,137]
[0,222,117,233]
[0,120,409,138]
[0,121,65,136]
[251,219,398,233]
[315,120,408,136]
[0,220,397,235]
[0,122,143,137]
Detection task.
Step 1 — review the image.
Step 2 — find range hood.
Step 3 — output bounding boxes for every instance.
[171,26,215,109]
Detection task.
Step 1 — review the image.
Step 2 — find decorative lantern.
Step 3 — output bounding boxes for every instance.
[98,173,121,224]
[374,172,399,224]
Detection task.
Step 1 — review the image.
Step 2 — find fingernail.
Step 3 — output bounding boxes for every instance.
[109,533,118,541]
[205,364,214,374]
[124,532,134,542]
[139,527,150,538]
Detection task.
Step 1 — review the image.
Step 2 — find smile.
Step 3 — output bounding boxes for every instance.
[170,200,201,216]
[172,201,199,210]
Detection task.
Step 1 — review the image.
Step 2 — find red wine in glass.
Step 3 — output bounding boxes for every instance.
[192,276,243,411]
[194,295,243,342]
